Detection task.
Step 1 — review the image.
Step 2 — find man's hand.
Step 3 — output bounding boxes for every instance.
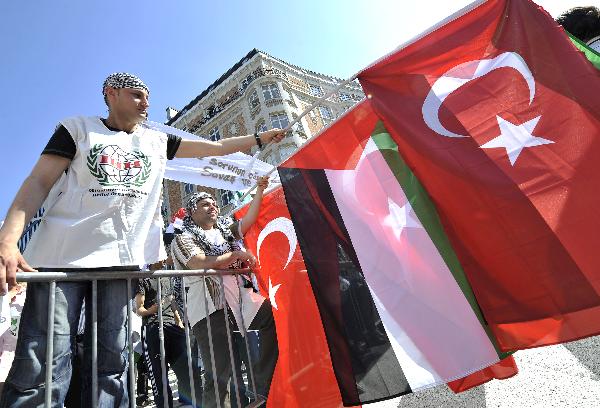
[258,129,286,145]
[145,303,159,316]
[0,154,70,296]
[235,249,257,268]
[0,241,36,296]
[256,176,270,192]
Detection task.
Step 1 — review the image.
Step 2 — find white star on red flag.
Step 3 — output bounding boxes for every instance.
[480,116,554,166]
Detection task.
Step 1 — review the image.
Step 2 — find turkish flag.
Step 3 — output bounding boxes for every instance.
[235,187,354,408]
[359,0,600,350]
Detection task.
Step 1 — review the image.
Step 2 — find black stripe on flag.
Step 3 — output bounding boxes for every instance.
[279,167,411,406]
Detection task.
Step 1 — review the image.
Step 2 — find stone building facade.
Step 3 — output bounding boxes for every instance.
[161,48,364,222]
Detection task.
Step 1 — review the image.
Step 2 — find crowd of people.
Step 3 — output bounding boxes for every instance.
[0,5,597,408]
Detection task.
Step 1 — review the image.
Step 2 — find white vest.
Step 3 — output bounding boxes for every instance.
[24,116,168,268]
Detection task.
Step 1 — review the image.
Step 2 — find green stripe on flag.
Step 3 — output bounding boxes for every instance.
[371,121,511,359]
[568,32,600,70]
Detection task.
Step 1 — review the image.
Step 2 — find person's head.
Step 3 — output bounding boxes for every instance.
[556,6,600,48]
[186,192,219,229]
[102,72,150,123]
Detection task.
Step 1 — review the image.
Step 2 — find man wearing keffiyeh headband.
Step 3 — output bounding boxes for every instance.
[0,70,286,407]
[102,72,150,105]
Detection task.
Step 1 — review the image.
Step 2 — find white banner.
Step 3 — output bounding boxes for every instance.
[165,152,277,192]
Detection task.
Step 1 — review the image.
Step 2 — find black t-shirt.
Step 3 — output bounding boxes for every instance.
[137,277,179,326]
[42,121,182,160]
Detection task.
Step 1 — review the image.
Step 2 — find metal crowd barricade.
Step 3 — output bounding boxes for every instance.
[15,268,260,408]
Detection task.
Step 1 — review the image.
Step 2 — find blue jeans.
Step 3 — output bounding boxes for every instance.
[0,280,130,408]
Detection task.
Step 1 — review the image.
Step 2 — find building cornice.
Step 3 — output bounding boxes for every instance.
[167,48,360,127]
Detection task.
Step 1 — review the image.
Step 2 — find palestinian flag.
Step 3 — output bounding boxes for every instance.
[274,102,514,406]
[358,0,600,351]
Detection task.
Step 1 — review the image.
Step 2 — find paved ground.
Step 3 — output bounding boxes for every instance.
[142,370,192,408]
[379,336,600,408]
[145,336,600,407]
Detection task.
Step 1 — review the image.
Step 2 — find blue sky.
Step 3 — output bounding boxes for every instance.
[0,0,586,218]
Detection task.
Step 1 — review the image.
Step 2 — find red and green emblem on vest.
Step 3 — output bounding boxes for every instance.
[87,144,151,187]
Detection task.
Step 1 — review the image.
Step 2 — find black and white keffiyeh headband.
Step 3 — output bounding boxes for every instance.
[185,192,216,215]
[102,72,149,96]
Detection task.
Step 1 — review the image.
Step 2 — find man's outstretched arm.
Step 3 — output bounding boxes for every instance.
[174,129,286,158]
[0,154,70,294]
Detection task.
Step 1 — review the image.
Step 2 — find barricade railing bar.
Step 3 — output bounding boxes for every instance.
[14,268,258,408]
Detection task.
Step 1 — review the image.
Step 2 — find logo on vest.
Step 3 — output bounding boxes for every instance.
[87,144,151,187]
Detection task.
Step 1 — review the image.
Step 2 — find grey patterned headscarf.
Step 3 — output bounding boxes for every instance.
[102,72,149,96]
[185,192,216,215]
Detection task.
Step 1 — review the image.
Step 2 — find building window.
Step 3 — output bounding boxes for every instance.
[319,106,334,122]
[209,127,221,142]
[339,93,351,102]
[220,190,235,207]
[256,120,268,133]
[270,112,289,130]
[262,83,281,100]
[184,183,195,195]
[248,89,260,109]
[309,84,324,97]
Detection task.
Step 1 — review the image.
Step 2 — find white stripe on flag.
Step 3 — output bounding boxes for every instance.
[325,138,499,390]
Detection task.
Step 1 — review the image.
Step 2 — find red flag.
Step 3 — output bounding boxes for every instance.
[171,207,186,223]
[235,188,355,408]
[359,0,600,350]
